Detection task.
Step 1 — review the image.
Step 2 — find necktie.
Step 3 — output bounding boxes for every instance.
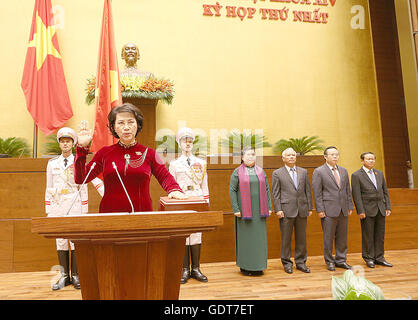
[64,158,68,168]
[332,167,341,188]
[291,168,298,188]
[369,170,377,188]
[187,158,191,166]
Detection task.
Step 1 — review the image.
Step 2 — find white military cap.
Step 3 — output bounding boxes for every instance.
[176,127,195,144]
[56,127,77,145]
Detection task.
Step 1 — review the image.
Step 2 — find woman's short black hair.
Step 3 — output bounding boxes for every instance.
[107,103,144,139]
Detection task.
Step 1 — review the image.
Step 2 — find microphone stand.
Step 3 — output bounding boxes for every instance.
[65,162,96,216]
[112,162,135,214]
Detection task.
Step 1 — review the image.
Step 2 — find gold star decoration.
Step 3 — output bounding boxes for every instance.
[28,11,62,71]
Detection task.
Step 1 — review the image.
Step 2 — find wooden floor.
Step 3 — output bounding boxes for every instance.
[0,249,416,300]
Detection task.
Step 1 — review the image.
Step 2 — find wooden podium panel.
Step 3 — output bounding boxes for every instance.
[31,211,223,300]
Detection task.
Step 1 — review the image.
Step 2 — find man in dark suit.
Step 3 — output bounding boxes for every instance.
[272,148,313,274]
[312,146,353,271]
[351,152,392,268]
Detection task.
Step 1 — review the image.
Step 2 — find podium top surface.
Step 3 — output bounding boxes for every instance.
[60,210,197,217]
[159,196,208,204]
[31,210,223,240]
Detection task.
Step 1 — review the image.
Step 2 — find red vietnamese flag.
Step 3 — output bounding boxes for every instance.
[21,0,73,136]
[91,0,122,153]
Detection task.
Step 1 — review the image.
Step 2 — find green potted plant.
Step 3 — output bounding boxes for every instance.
[0,137,31,158]
[156,134,208,157]
[219,132,271,155]
[273,136,324,155]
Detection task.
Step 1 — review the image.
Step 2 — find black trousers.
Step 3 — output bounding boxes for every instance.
[320,211,348,265]
[360,212,386,263]
[280,216,307,267]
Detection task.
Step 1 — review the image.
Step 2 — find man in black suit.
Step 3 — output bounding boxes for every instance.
[351,152,392,268]
[312,146,353,271]
[272,148,313,274]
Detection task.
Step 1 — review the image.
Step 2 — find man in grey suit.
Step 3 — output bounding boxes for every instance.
[272,148,313,274]
[312,146,353,271]
[351,152,392,268]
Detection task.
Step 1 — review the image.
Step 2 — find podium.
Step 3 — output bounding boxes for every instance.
[31,211,223,300]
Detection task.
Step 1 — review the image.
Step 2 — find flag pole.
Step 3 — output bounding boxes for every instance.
[33,122,38,158]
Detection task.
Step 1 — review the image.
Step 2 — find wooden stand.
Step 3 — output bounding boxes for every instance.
[123,97,158,149]
[159,196,209,212]
[31,211,223,300]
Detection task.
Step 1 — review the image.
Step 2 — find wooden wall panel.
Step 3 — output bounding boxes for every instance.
[1,205,416,270]
[384,206,418,249]
[411,0,418,31]
[0,173,46,219]
[415,34,418,66]
[388,188,418,205]
[13,220,56,272]
[206,170,232,212]
[0,156,323,216]
[0,158,103,218]
[0,221,13,273]
[414,0,418,67]
[201,204,418,263]
[0,155,322,272]
[369,0,411,187]
[1,157,417,271]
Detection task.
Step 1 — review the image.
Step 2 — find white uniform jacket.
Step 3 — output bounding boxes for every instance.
[168,154,209,202]
[169,154,209,245]
[45,154,104,216]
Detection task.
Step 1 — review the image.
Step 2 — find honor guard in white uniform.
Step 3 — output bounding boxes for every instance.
[45,127,104,291]
[169,127,209,284]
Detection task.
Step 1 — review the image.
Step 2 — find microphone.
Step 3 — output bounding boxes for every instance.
[65,162,96,216]
[112,161,134,214]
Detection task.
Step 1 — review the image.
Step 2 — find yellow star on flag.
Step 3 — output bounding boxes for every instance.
[28,11,62,71]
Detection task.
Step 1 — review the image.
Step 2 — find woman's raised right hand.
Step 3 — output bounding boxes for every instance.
[77,120,93,147]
